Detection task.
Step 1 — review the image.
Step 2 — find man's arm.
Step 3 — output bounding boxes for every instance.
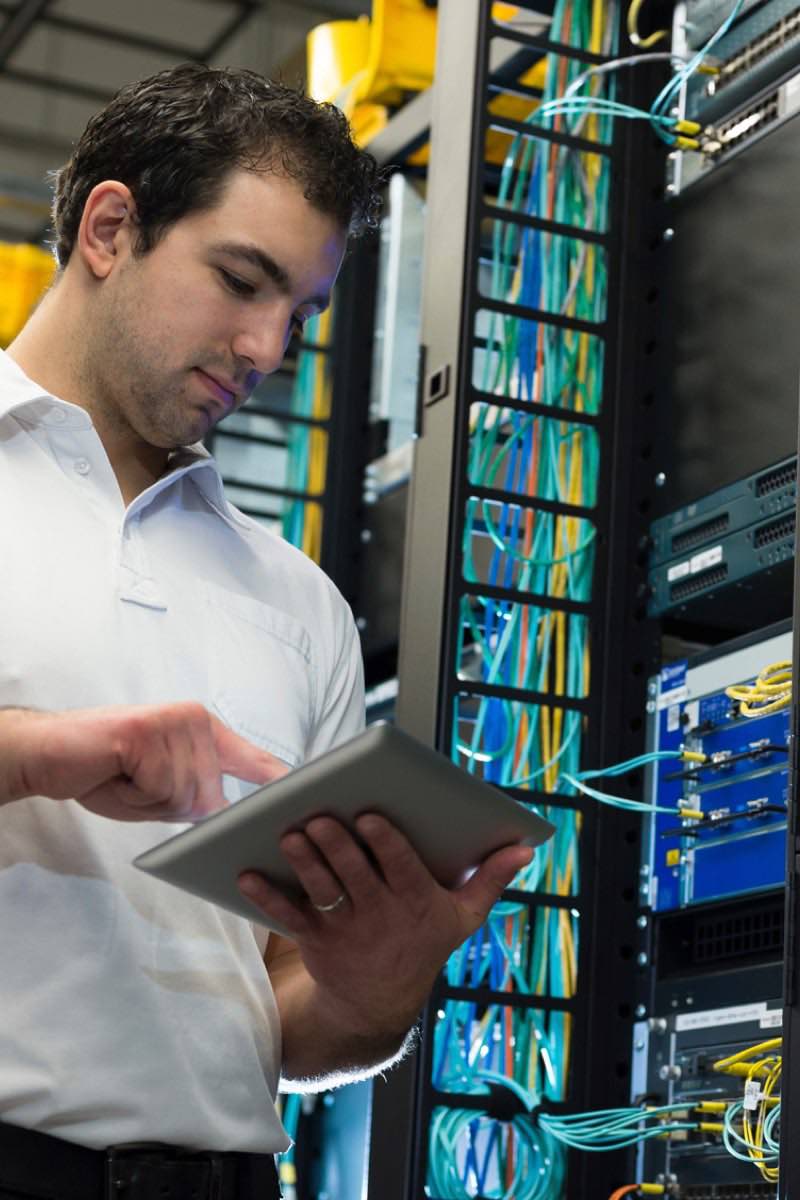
[0,702,283,821]
[244,813,533,1089]
[264,932,415,1089]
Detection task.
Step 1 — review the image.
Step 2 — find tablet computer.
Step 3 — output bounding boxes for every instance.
[133,721,555,934]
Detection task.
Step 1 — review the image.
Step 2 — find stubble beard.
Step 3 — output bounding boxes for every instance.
[81,287,210,450]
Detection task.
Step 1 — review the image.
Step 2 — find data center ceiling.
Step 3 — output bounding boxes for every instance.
[0,0,369,243]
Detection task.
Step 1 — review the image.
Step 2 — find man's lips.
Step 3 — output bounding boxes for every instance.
[194,368,241,407]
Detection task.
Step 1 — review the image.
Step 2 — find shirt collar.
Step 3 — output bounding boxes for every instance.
[167,447,252,531]
[0,349,251,531]
[0,348,92,428]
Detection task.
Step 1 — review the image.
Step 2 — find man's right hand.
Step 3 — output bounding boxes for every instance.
[0,702,285,822]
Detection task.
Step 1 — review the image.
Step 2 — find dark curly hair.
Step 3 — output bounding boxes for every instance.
[52,63,382,267]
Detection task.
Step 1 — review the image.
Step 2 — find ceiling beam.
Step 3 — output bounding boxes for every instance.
[1,64,114,104]
[0,6,202,59]
[267,0,370,17]
[200,2,257,61]
[0,0,52,67]
[0,123,72,158]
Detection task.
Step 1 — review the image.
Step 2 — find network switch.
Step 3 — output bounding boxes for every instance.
[685,0,800,127]
[649,456,796,568]
[670,0,800,192]
[648,506,795,626]
[632,1003,783,1194]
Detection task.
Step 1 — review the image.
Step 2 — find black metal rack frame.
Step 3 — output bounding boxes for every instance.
[367,2,673,1197]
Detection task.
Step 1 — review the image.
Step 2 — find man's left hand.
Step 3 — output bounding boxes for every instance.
[238,813,533,1045]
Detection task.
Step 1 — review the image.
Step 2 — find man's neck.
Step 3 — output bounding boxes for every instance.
[7,292,169,506]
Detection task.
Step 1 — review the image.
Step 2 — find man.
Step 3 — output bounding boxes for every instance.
[0,64,532,1199]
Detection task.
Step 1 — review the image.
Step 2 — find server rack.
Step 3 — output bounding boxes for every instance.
[780,427,800,1194]
[365,1,676,1196]
[299,2,800,1195]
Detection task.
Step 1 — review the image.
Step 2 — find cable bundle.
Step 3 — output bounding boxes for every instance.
[726,661,792,717]
[529,0,744,150]
[427,1095,692,1197]
[428,1105,567,1199]
[562,747,706,816]
[539,1104,696,1150]
[282,310,332,560]
[458,0,615,834]
[435,4,617,1195]
[712,1039,782,1183]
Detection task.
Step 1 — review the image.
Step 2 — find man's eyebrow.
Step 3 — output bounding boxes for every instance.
[211,241,330,309]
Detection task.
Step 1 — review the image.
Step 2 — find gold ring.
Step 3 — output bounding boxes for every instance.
[312,892,347,913]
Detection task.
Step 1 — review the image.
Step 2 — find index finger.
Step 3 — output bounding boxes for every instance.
[209,715,289,784]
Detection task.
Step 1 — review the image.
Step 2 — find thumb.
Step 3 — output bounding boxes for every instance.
[209,715,290,783]
[455,844,535,933]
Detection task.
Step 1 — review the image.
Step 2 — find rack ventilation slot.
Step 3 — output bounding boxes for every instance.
[693,901,784,966]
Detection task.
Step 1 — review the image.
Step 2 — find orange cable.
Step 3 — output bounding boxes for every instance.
[609,1188,640,1200]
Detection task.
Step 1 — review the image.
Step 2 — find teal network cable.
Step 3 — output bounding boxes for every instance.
[427,1093,702,1198]
[282,311,330,559]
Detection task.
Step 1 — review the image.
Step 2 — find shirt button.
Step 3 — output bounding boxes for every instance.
[49,408,67,424]
[74,458,91,476]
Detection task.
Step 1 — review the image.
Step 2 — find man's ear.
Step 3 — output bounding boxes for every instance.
[76,181,137,279]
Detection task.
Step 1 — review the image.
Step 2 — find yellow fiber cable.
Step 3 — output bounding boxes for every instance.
[726,661,792,716]
[742,1054,781,1181]
[559,907,577,995]
[713,1039,782,1073]
[627,0,669,47]
[590,0,604,56]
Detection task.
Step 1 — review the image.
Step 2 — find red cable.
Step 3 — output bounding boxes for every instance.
[608,1188,640,1200]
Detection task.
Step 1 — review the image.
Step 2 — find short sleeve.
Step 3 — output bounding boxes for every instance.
[304,611,365,762]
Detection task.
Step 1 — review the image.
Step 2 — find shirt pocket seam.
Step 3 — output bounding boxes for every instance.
[210,695,301,768]
[202,582,315,763]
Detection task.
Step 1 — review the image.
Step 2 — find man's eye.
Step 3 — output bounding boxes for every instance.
[220,269,255,297]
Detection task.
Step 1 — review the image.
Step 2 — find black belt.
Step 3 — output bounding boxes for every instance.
[0,1121,283,1200]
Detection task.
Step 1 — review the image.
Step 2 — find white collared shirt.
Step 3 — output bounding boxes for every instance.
[0,350,365,1152]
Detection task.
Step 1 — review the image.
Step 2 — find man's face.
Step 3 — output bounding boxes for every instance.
[84,169,347,448]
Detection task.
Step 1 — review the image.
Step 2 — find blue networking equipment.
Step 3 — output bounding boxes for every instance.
[642,624,791,912]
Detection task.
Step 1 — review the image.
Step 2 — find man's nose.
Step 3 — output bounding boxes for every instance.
[231,313,291,376]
